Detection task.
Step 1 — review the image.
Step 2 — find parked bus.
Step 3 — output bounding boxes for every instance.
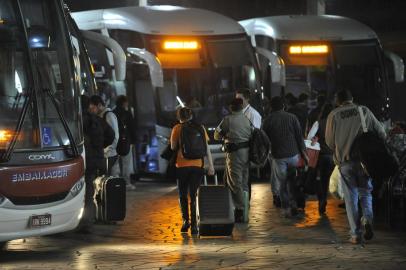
[240,15,404,121]
[72,6,262,174]
[0,0,124,248]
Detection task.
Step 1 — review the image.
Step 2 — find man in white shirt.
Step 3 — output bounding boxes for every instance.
[236,89,262,129]
[89,95,120,177]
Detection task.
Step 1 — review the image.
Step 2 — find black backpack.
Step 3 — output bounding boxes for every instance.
[112,110,131,156]
[102,111,116,148]
[180,122,207,160]
[351,107,398,180]
[249,127,271,166]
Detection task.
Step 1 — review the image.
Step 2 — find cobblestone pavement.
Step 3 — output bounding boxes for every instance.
[1,181,406,270]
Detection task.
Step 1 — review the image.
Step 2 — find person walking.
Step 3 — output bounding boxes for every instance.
[325,90,386,244]
[263,96,308,217]
[78,95,105,233]
[236,89,262,129]
[89,95,120,176]
[313,103,334,215]
[214,98,252,222]
[170,107,215,235]
[113,95,137,190]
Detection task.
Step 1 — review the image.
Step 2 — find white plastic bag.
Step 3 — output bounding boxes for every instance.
[307,121,319,140]
[329,166,344,199]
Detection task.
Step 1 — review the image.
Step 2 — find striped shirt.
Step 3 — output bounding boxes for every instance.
[263,110,305,159]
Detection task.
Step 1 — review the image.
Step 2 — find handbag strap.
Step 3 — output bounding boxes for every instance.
[358,106,368,133]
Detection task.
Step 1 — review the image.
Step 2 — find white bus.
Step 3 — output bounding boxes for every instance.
[240,15,404,121]
[73,6,262,174]
[0,0,124,249]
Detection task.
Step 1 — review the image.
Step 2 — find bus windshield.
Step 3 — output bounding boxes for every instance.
[0,0,82,153]
[155,38,259,128]
[280,41,386,118]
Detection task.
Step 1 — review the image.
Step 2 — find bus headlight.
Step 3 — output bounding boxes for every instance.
[70,178,85,197]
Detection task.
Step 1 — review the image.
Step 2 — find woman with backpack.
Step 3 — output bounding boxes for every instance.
[170,107,215,235]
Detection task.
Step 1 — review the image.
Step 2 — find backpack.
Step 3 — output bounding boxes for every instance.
[351,106,398,180]
[112,110,131,156]
[249,127,271,166]
[102,111,116,148]
[180,122,207,160]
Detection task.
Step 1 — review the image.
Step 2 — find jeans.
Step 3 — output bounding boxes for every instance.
[316,154,335,206]
[271,154,300,210]
[176,167,204,225]
[339,161,373,237]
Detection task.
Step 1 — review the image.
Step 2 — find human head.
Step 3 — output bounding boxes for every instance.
[298,93,309,103]
[336,90,353,106]
[89,95,105,115]
[235,89,251,108]
[317,94,326,107]
[270,96,284,112]
[229,98,244,112]
[116,95,129,111]
[285,93,298,107]
[176,107,193,123]
[319,103,334,120]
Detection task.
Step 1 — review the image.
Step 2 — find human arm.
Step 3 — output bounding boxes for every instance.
[214,119,227,141]
[293,116,308,164]
[105,112,119,150]
[170,124,180,151]
[365,107,386,140]
[325,113,335,151]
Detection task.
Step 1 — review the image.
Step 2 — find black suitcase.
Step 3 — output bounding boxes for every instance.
[197,175,235,236]
[94,176,126,222]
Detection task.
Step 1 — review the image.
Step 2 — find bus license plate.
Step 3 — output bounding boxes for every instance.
[30,214,52,228]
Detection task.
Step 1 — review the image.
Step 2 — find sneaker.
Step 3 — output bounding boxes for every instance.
[362,220,374,241]
[349,235,360,245]
[181,221,190,233]
[126,184,136,191]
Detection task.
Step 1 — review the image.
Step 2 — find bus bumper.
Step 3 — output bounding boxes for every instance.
[0,187,85,242]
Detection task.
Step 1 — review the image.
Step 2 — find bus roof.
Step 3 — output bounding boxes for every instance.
[72,5,245,36]
[239,15,378,41]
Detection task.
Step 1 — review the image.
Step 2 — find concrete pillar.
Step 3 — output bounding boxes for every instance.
[139,0,148,6]
[307,0,325,15]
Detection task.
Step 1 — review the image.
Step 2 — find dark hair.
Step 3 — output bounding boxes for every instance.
[298,93,309,103]
[236,89,251,100]
[177,107,193,122]
[89,95,105,107]
[270,96,284,111]
[285,93,298,106]
[81,95,90,112]
[318,103,334,121]
[230,98,244,112]
[317,94,326,105]
[116,95,128,109]
[336,90,353,105]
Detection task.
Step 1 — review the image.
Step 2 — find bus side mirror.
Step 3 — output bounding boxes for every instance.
[385,50,404,83]
[127,47,164,88]
[255,47,286,87]
[81,30,126,81]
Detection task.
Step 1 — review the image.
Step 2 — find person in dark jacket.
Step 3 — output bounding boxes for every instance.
[78,95,105,233]
[313,103,334,215]
[113,95,137,190]
[263,96,308,218]
[288,93,309,135]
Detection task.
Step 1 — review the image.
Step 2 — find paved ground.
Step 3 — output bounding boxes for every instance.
[1,181,406,270]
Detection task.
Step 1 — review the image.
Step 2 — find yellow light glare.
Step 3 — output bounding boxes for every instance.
[163,40,199,50]
[289,45,329,54]
[0,129,13,143]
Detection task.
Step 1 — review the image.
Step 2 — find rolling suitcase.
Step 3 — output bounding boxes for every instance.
[197,174,235,236]
[94,175,126,222]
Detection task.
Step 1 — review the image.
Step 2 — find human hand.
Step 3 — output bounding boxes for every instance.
[207,166,215,176]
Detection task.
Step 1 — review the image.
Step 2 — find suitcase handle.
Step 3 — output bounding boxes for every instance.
[203,174,218,186]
